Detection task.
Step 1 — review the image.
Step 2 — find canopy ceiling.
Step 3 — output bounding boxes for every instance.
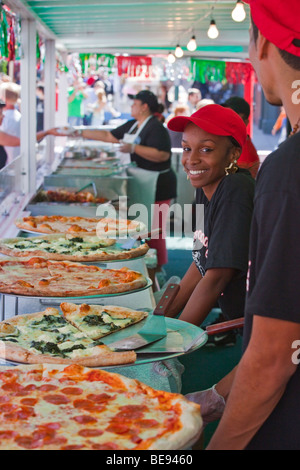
[6,0,251,59]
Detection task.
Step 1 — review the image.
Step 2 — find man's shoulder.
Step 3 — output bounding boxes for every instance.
[257,133,300,196]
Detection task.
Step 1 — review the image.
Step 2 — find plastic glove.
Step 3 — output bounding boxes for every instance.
[185,385,225,427]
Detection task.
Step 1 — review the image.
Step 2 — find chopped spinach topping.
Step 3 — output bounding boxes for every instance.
[30,315,67,328]
[30,340,86,357]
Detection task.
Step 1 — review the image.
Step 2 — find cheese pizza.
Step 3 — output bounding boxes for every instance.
[0,257,148,297]
[0,234,149,262]
[15,215,147,237]
[0,305,148,366]
[0,363,202,450]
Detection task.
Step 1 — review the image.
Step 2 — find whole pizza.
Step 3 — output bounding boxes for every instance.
[0,234,149,262]
[0,257,148,297]
[35,189,108,205]
[0,304,149,366]
[15,215,147,237]
[0,363,202,450]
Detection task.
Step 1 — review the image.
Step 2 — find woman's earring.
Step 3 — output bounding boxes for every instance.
[225,160,238,176]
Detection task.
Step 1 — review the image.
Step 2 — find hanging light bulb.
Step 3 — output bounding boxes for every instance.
[175,44,184,58]
[231,1,246,22]
[207,20,219,39]
[187,35,197,52]
[167,51,176,63]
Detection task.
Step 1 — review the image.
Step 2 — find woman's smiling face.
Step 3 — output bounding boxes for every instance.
[181,122,240,200]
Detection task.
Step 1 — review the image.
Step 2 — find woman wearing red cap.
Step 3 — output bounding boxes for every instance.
[165,104,255,333]
[191,0,300,451]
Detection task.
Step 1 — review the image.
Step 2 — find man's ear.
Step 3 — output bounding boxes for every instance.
[256,31,271,60]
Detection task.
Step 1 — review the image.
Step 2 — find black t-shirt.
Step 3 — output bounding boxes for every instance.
[244,133,300,450]
[193,169,255,320]
[111,117,177,201]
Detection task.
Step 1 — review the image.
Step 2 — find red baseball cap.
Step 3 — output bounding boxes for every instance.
[167,104,247,148]
[244,0,300,57]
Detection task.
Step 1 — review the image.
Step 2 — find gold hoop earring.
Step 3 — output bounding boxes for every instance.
[225,160,238,176]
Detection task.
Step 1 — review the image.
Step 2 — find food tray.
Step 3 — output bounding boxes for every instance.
[59,158,120,168]
[0,316,207,369]
[52,167,125,177]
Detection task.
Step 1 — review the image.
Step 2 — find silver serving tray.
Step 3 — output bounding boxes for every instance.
[0,317,207,369]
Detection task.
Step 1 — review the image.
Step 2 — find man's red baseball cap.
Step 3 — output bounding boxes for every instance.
[167,104,247,148]
[244,0,300,57]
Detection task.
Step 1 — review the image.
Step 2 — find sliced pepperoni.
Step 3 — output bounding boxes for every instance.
[16,407,36,419]
[1,382,23,392]
[138,419,159,428]
[73,399,93,409]
[43,394,70,405]
[20,398,37,406]
[0,430,18,439]
[0,403,18,413]
[115,404,148,420]
[14,436,42,450]
[60,387,83,396]
[61,445,85,450]
[92,442,119,450]
[24,384,38,392]
[73,415,97,425]
[106,423,130,434]
[39,384,58,392]
[44,436,68,446]
[33,423,60,440]
[86,393,114,403]
[78,429,104,437]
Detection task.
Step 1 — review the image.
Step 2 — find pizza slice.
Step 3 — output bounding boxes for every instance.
[0,308,136,367]
[60,303,148,340]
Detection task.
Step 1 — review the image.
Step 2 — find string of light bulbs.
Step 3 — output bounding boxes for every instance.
[168,1,246,62]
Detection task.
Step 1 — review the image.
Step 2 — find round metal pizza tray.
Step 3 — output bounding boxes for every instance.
[102,317,208,368]
[0,318,207,369]
[0,277,153,301]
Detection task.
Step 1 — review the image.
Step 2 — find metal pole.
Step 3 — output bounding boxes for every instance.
[44,39,56,167]
[20,18,37,195]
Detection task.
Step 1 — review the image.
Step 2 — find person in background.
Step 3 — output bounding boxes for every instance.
[36,84,44,132]
[195,98,215,110]
[91,88,107,126]
[0,82,21,166]
[54,90,177,271]
[223,96,260,178]
[0,122,61,169]
[68,78,88,126]
[165,105,254,347]
[188,0,300,450]
[166,103,190,148]
[0,100,8,169]
[187,88,202,114]
[272,106,287,147]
